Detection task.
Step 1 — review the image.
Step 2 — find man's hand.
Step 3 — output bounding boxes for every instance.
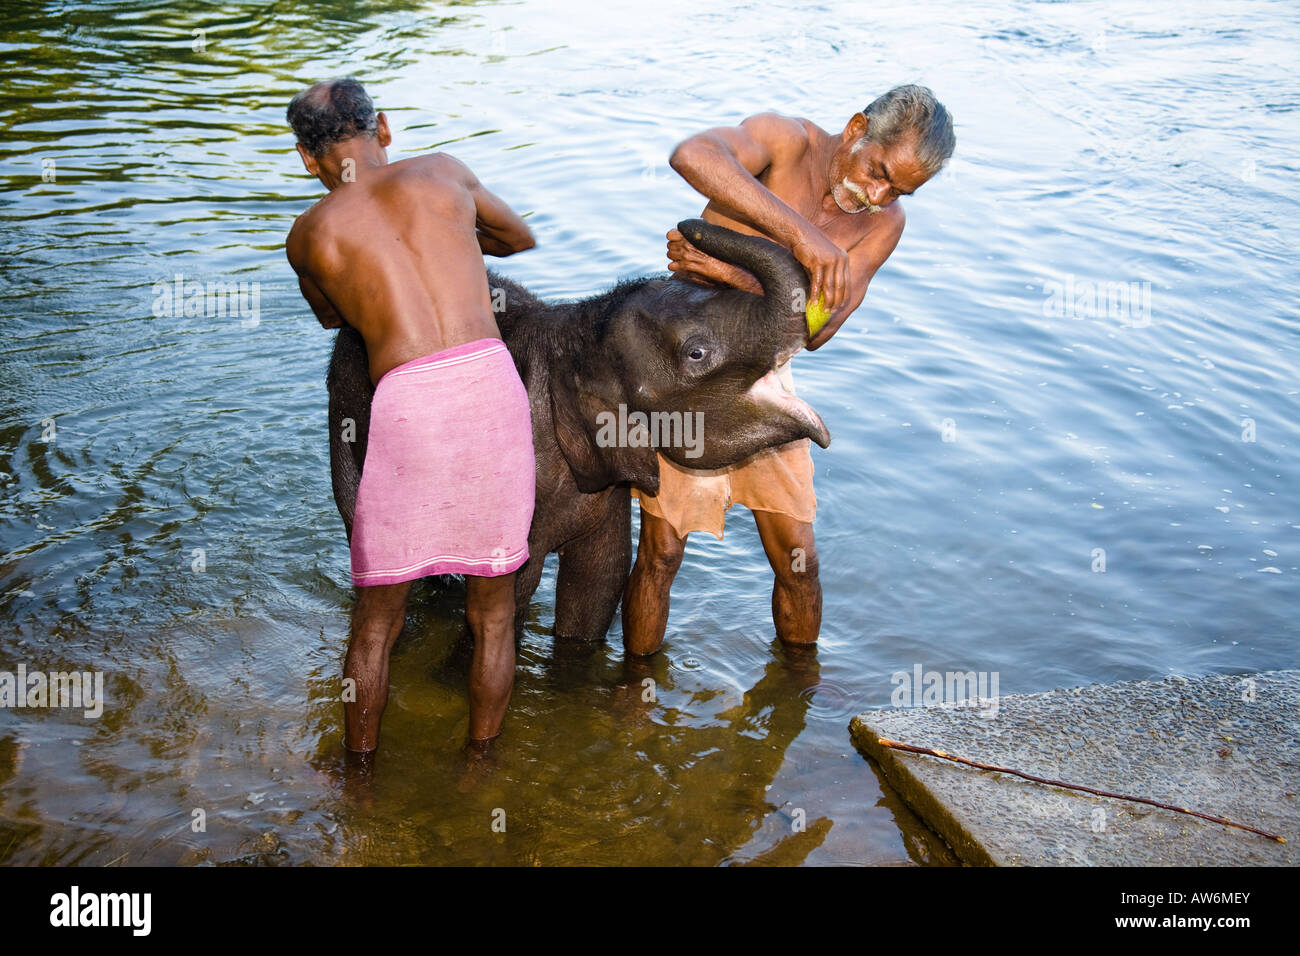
[667,223,849,316]
[668,114,851,313]
[666,228,762,294]
[792,226,850,316]
[803,204,906,350]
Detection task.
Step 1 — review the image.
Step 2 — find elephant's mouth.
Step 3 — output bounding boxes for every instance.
[774,321,810,368]
[746,366,831,448]
[775,339,802,368]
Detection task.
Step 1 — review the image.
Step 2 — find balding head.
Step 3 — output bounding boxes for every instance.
[287,78,378,157]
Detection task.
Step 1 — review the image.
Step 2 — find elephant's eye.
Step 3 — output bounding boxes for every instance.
[681,337,715,369]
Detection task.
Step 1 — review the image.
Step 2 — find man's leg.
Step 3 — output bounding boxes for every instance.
[465,572,517,741]
[622,508,688,656]
[752,510,821,645]
[344,580,413,753]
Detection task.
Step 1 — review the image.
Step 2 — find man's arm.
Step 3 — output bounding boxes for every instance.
[296,273,345,329]
[437,154,535,257]
[665,226,763,293]
[285,221,346,329]
[668,113,849,312]
[804,204,904,351]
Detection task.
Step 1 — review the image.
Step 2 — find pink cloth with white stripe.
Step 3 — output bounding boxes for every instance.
[350,337,535,586]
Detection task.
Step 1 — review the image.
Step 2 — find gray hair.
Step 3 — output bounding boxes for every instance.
[861,85,955,177]
[287,77,378,157]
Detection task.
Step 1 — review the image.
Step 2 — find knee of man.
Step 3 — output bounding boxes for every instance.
[352,594,407,643]
[466,595,515,635]
[637,536,685,578]
[776,545,820,586]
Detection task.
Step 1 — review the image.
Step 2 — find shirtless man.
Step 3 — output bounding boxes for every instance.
[284,78,537,757]
[624,85,954,655]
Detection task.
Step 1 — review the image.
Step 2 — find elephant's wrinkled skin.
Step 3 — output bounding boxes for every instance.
[327,219,830,642]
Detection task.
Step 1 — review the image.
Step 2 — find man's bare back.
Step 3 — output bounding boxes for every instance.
[285,78,537,757]
[287,151,533,384]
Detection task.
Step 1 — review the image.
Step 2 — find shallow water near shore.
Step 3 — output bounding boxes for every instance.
[1,0,1297,865]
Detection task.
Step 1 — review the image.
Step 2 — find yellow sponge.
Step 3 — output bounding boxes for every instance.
[805,296,831,336]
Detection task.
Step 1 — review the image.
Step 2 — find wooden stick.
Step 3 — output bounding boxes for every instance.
[876,737,1287,844]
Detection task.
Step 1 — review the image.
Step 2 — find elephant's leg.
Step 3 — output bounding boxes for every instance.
[329,393,368,544]
[327,329,373,543]
[512,550,546,621]
[553,489,631,643]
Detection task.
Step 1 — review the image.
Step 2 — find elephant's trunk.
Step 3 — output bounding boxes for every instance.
[676,218,808,326]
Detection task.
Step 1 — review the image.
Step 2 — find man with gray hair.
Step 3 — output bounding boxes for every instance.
[625,85,954,655]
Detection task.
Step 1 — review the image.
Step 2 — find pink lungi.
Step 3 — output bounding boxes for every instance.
[350,337,535,586]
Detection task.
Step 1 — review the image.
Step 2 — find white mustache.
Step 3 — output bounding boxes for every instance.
[842,179,881,213]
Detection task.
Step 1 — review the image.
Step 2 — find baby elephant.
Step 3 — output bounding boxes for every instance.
[327,218,830,642]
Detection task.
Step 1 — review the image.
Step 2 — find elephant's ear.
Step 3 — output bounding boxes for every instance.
[550,370,660,495]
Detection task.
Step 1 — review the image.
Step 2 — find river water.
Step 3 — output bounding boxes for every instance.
[1,0,1296,865]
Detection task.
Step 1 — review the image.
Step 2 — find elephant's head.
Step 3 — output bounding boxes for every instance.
[550,218,831,495]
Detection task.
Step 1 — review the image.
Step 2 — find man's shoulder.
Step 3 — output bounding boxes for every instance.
[384,152,479,208]
[286,201,324,267]
[287,186,352,243]
[878,200,899,231]
[389,151,470,186]
[853,201,905,263]
[881,200,905,234]
[739,112,815,159]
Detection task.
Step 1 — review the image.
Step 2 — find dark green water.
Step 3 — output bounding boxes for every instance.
[1,0,1296,864]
